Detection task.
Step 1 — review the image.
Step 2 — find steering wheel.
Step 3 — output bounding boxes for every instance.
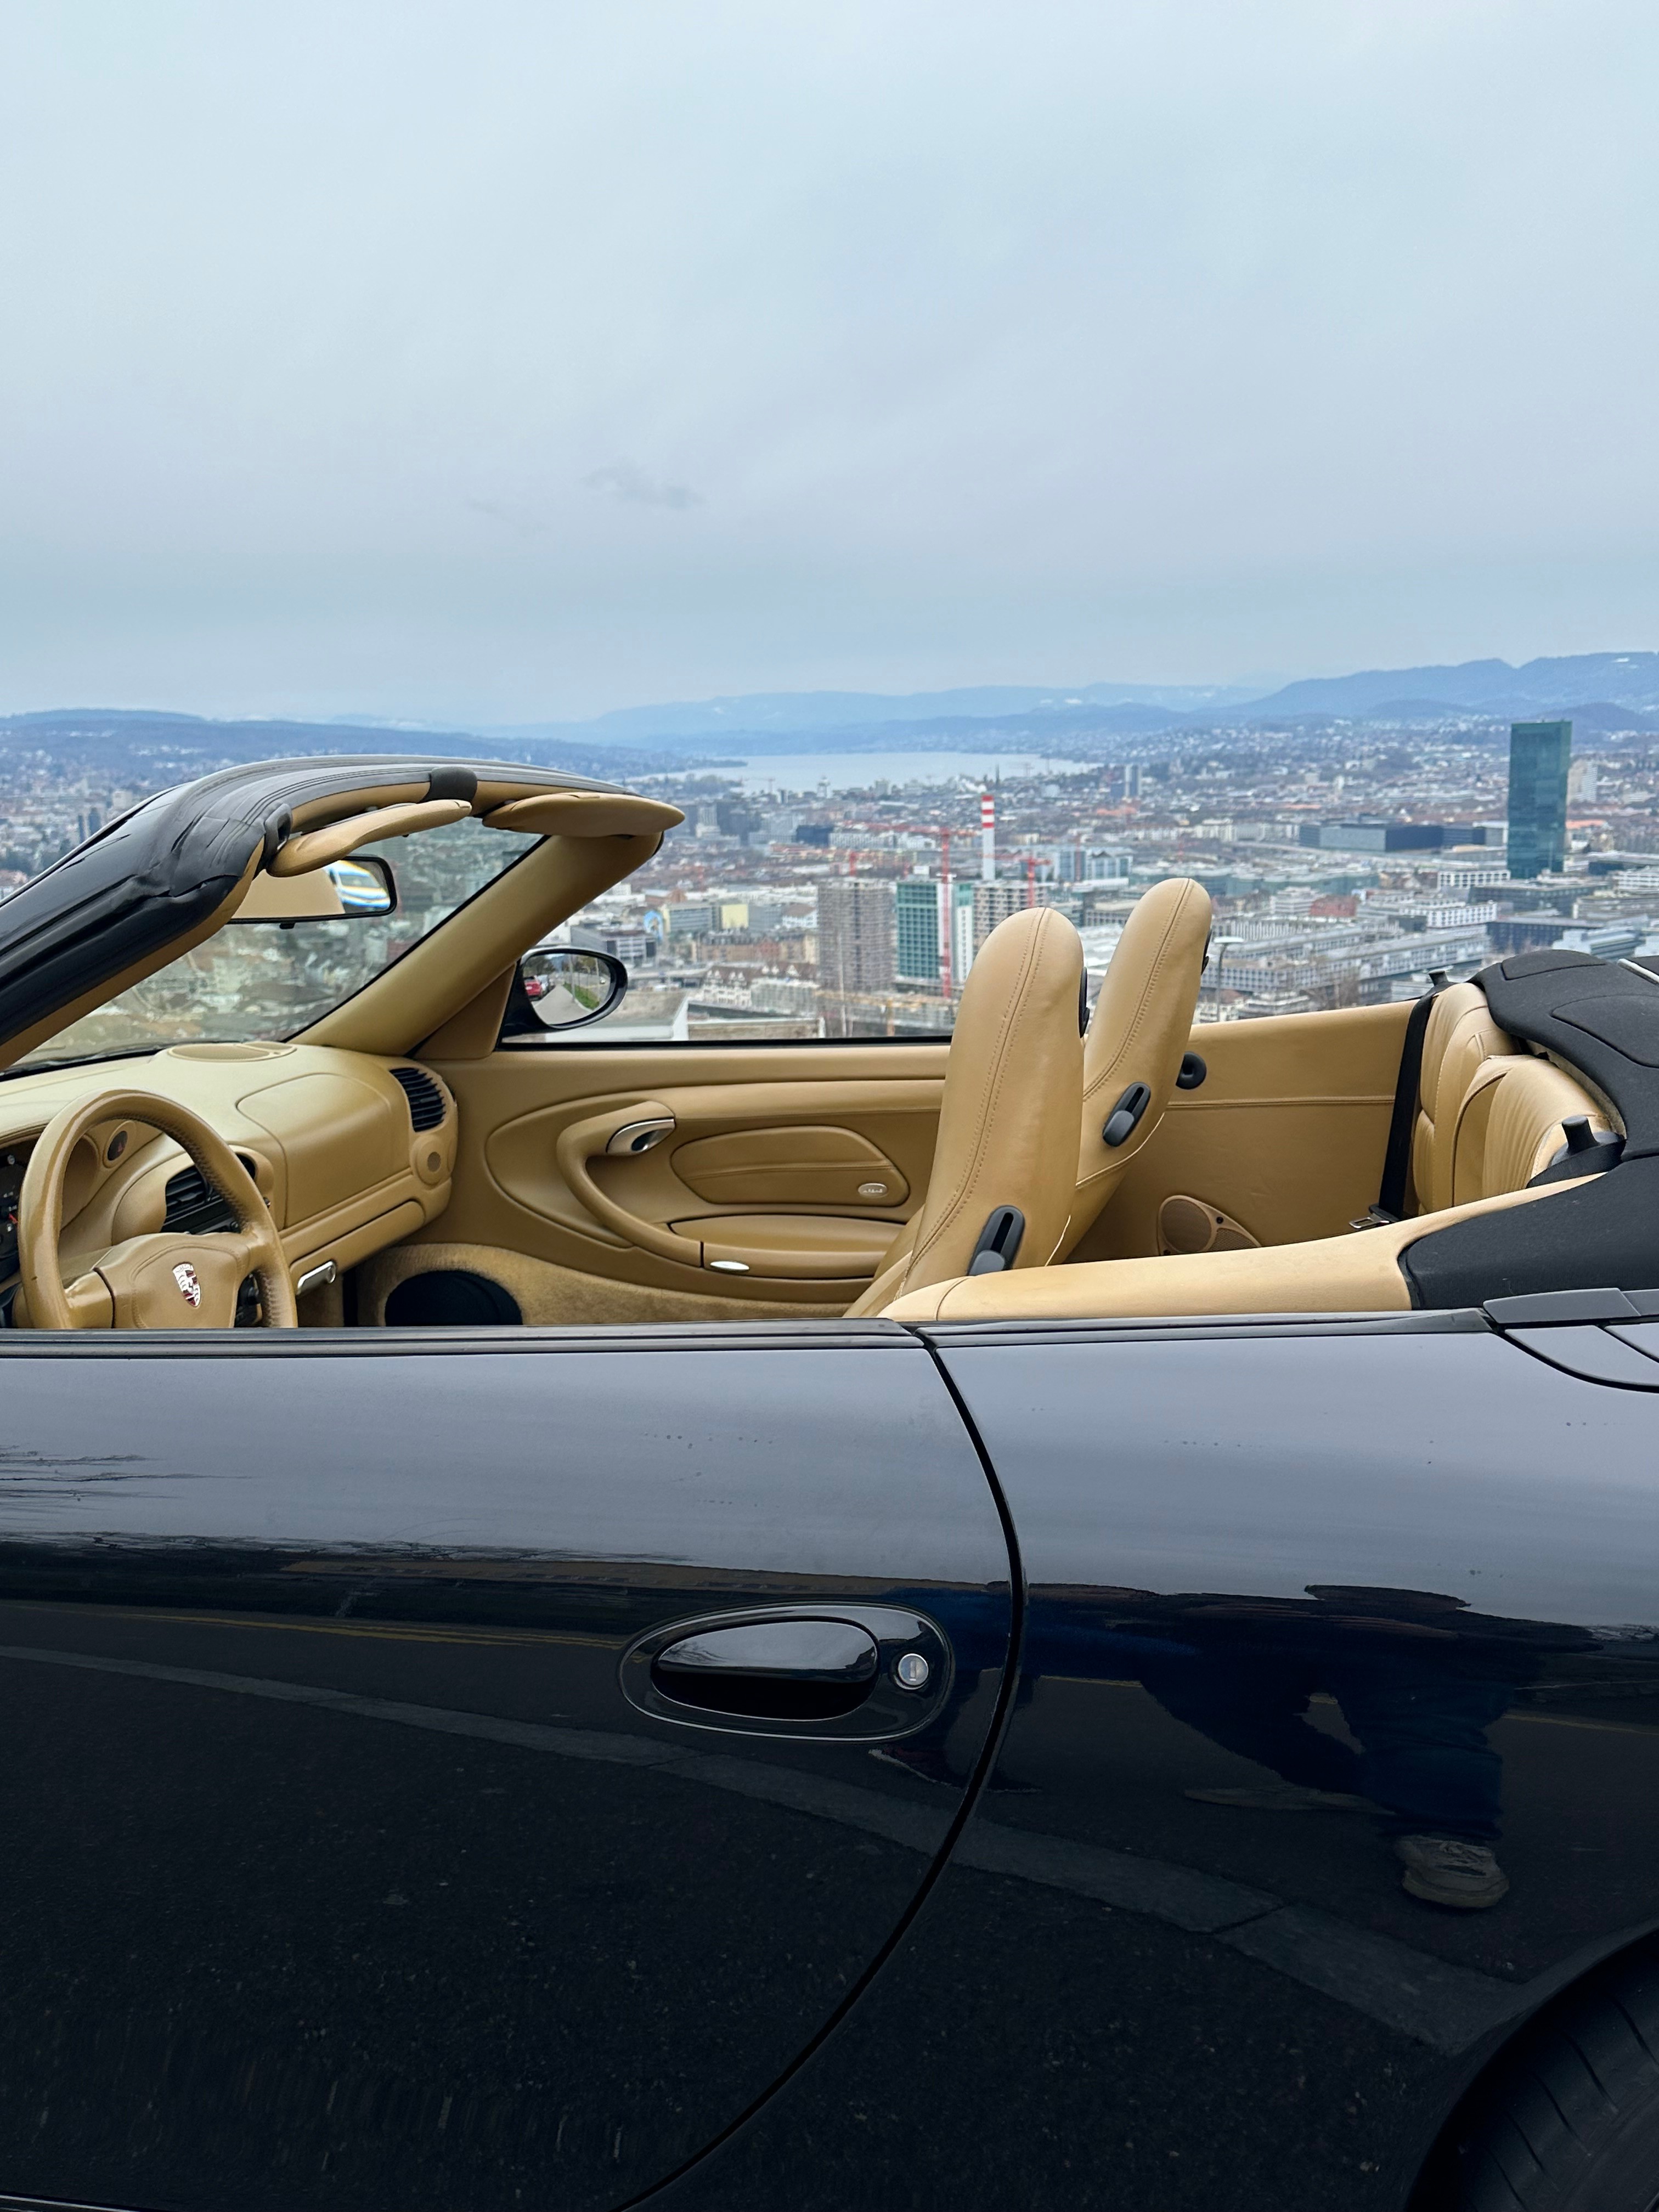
[17,1092,298,1330]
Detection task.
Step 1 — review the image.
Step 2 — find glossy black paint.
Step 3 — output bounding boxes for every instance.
[647,1313,1659,2211]
[0,1323,1013,2212]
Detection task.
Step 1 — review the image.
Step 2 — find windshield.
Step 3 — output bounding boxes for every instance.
[12,817,537,1071]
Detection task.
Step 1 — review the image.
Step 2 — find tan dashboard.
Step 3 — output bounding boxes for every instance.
[0,1043,455,1310]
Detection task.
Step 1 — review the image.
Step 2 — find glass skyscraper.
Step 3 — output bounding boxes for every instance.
[1506,720,1572,878]
[894,877,975,986]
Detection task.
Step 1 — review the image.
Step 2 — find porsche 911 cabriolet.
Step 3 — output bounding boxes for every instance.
[3,753,1658,2212]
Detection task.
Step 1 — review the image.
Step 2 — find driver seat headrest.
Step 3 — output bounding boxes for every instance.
[847,905,1083,1316]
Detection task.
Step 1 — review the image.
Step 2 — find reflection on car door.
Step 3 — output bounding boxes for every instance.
[897,1310,1659,2211]
[0,1319,1013,2212]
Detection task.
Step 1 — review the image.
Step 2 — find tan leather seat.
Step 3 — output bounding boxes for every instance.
[847,906,1084,1316]
[1058,877,1212,1256]
[1412,983,1518,1214]
[1450,1052,1612,1203]
[882,1022,1618,1325]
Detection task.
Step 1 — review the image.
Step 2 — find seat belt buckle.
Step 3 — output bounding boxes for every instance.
[1348,1206,1400,1231]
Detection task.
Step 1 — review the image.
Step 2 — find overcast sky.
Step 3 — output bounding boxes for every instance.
[1,0,1655,724]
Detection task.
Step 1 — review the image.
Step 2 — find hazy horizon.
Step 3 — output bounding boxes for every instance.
[2,2,1656,725]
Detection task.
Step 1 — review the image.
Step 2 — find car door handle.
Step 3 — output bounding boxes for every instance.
[622,1605,953,1739]
[654,1620,878,1720]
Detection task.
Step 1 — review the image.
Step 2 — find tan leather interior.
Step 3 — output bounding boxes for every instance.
[419,1043,947,1308]
[845,906,1084,1316]
[16,1088,298,1329]
[1072,998,1413,1260]
[269,798,474,876]
[0,1044,456,1319]
[1450,1052,1611,1204]
[885,976,1614,1326]
[1062,876,1212,1256]
[883,1180,1570,1324]
[1157,1194,1260,1256]
[5,757,1626,1340]
[482,793,686,838]
[357,1238,842,1327]
[1412,983,1519,1214]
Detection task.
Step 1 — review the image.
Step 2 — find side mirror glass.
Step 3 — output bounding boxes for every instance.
[233,855,397,924]
[513,947,629,1031]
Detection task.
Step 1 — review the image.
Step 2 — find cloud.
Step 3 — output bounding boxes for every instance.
[465,496,548,537]
[584,462,703,512]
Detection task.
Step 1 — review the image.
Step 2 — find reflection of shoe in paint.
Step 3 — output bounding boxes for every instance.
[1395,1834,1509,1910]
[1184,1783,1372,1812]
[870,1746,956,1786]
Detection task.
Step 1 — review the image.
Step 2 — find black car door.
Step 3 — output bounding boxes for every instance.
[0,1317,1014,2212]
[640,1304,1659,2212]
[904,1307,1659,2211]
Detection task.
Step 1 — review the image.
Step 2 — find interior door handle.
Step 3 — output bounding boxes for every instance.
[622,1605,953,1739]
[556,1104,704,1267]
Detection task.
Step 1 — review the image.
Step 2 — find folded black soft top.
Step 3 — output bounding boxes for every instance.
[1479,947,1659,1159]
[0,754,609,1059]
[1402,949,1659,1308]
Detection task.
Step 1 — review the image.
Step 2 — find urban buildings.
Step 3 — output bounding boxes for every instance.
[895,877,974,986]
[816,877,896,1034]
[11,707,1659,1047]
[1507,720,1573,878]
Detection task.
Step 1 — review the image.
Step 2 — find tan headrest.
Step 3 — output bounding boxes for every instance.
[1413,983,1518,1214]
[1058,876,1211,1255]
[1451,1053,1612,1205]
[847,906,1083,1314]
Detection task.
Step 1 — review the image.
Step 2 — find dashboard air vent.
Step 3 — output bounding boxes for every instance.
[164,1164,237,1233]
[163,1164,208,1220]
[163,1154,261,1232]
[391,1065,446,1132]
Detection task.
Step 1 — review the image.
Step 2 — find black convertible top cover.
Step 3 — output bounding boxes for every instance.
[1403,949,1659,1307]
[0,754,608,1060]
[1479,947,1659,1158]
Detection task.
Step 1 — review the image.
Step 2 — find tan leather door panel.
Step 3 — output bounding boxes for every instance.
[672,1214,897,1278]
[672,1126,909,1207]
[1073,1000,1412,1260]
[422,1042,947,1308]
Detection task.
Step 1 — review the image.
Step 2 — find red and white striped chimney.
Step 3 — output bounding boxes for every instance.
[980,790,996,883]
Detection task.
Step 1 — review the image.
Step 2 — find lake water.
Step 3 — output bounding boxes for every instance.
[725,748,1088,795]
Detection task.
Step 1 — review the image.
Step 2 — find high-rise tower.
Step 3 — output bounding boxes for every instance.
[1506,720,1572,878]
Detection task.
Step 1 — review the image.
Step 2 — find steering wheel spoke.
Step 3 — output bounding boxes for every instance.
[16,1091,297,1331]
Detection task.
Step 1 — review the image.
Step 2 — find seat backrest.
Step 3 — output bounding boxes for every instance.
[1449,1052,1612,1205]
[1058,876,1212,1257]
[1412,981,1517,1214]
[846,906,1083,1316]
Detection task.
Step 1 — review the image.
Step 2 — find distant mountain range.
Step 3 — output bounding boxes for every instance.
[4,652,1659,782]
[484,652,1659,753]
[0,708,691,782]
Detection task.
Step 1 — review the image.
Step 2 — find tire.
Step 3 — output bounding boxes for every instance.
[1433,1943,1659,2211]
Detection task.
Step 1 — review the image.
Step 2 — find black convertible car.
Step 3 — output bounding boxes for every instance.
[4,755,1659,2212]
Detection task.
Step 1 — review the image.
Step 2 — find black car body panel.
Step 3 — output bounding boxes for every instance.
[0,1323,1014,2211]
[642,1312,1659,2210]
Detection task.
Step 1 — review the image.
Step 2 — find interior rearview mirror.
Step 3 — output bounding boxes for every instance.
[510,947,629,1032]
[233,855,397,924]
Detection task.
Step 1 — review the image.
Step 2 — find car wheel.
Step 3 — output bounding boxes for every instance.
[1433,1944,1659,2211]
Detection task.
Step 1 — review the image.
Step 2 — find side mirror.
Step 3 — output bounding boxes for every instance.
[507,947,629,1033]
[233,856,398,924]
